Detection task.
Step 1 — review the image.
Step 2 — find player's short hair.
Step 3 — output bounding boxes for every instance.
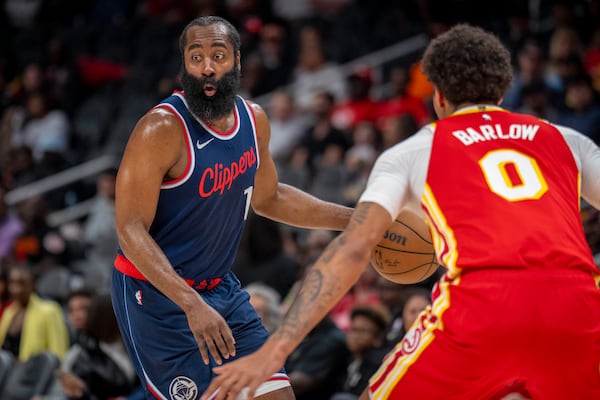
[421,24,513,105]
[179,16,241,56]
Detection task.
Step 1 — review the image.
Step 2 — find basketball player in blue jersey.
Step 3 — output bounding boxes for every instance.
[111,16,352,400]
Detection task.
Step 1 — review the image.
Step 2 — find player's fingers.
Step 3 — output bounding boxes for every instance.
[205,336,223,365]
[221,328,236,357]
[213,333,231,361]
[200,380,220,400]
[196,337,211,365]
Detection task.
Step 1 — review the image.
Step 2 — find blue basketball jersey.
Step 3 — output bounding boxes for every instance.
[120,91,259,283]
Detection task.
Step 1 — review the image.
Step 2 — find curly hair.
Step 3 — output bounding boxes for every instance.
[422,24,513,106]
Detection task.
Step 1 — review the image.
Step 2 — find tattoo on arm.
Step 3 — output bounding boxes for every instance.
[276,268,323,340]
[345,203,370,233]
[273,204,374,343]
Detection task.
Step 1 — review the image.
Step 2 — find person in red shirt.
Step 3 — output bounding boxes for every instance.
[331,68,380,132]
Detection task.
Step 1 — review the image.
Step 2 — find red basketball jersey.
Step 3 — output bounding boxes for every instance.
[423,106,596,277]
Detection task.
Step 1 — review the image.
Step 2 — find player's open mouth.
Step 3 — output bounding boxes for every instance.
[203,84,216,96]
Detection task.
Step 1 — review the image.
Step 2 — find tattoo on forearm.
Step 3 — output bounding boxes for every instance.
[345,203,370,233]
[275,267,335,341]
[321,235,344,263]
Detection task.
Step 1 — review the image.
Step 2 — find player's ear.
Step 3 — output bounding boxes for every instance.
[235,51,241,69]
[434,88,445,108]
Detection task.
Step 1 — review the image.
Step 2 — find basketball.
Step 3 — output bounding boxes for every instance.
[370,209,439,284]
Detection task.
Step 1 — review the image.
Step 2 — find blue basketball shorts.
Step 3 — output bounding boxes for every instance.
[111,267,289,400]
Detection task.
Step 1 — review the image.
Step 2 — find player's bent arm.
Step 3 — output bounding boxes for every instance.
[115,110,205,314]
[247,101,352,230]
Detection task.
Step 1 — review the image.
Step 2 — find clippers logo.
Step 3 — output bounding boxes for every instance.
[169,376,198,400]
[135,290,142,305]
[400,325,422,355]
[199,146,257,198]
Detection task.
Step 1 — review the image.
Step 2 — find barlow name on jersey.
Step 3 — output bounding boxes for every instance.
[452,123,539,146]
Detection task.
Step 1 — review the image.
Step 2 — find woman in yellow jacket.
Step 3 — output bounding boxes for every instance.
[0,264,69,361]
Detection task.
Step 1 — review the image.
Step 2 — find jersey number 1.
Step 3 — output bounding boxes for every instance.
[243,186,253,220]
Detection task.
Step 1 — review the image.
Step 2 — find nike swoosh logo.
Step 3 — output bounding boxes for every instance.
[196,138,214,150]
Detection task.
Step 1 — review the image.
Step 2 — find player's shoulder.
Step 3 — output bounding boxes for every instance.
[239,96,270,137]
[242,97,267,119]
[381,124,434,158]
[142,106,182,129]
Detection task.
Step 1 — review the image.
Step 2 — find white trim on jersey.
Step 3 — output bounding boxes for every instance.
[158,103,196,189]
[240,98,260,169]
[174,92,241,140]
[122,275,170,400]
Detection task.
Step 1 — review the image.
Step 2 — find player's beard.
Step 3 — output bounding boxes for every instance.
[181,64,241,122]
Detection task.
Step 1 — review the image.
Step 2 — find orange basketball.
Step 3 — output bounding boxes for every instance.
[370,209,439,284]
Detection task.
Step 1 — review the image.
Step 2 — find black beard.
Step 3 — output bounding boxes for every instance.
[181,65,241,122]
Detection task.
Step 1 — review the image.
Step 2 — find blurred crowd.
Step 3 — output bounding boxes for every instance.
[0,0,599,399]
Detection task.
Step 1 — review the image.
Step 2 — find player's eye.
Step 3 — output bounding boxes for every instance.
[214,53,225,60]
[192,55,201,62]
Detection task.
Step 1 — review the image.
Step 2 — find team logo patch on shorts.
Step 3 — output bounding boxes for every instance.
[400,324,422,355]
[169,376,198,400]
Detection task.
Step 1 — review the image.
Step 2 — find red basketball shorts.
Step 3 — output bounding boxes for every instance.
[368,269,600,399]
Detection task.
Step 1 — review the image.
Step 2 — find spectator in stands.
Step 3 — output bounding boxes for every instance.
[80,168,118,292]
[373,275,408,347]
[292,24,347,112]
[0,185,24,263]
[299,90,351,175]
[329,267,380,332]
[1,145,38,189]
[251,21,295,96]
[516,80,559,122]
[331,68,380,132]
[65,288,94,343]
[276,146,311,191]
[245,282,283,334]
[556,74,600,143]
[0,263,69,361]
[284,313,348,400]
[57,293,141,400]
[583,28,600,91]
[396,287,431,337]
[10,90,70,163]
[332,304,391,399]
[502,39,547,110]
[267,89,311,164]
[308,141,350,204]
[343,123,379,204]
[376,65,431,129]
[380,113,418,150]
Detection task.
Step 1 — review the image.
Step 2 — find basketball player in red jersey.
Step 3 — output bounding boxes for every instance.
[203,24,600,400]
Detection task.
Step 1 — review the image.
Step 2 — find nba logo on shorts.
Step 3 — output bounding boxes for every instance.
[169,376,198,400]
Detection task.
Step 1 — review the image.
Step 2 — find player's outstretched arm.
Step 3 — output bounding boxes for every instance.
[200,202,392,400]
[116,109,236,365]
[247,101,353,231]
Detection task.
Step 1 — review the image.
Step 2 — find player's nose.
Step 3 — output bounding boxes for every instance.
[201,60,216,77]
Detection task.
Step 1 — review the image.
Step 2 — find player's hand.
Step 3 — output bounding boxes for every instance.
[200,345,286,400]
[187,303,236,365]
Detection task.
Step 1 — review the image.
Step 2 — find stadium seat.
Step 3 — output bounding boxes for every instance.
[0,351,60,400]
